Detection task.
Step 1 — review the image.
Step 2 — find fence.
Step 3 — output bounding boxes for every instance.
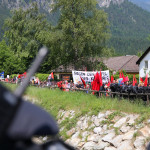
[1,81,150,105]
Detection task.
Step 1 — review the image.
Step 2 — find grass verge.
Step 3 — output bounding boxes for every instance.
[4,83,150,119]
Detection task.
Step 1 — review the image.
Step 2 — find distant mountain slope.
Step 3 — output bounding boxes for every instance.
[103,0,150,54]
[0,0,150,55]
[129,0,150,12]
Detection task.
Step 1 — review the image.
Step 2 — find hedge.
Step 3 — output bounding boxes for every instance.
[10,73,58,81]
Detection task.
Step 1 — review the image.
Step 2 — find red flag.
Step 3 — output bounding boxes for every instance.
[5,78,8,82]
[99,70,103,87]
[57,81,62,88]
[133,75,137,86]
[92,72,101,91]
[119,70,122,78]
[51,72,54,80]
[140,77,143,83]
[125,76,129,82]
[111,75,114,83]
[80,76,86,88]
[107,80,111,87]
[22,72,27,78]
[18,75,21,79]
[144,74,148,87]
[134,75,137,84]
[122,72,125,79]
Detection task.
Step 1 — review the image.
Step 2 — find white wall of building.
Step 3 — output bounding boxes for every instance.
[139,51,150,78]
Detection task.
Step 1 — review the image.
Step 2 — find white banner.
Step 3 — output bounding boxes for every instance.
[72,70,110,84]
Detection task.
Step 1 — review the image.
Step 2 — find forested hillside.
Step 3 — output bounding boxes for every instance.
[0,0,150,55]
[103,0,150,54]
[129,0,150,12]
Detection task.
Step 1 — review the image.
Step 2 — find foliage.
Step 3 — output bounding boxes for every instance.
[113,70,139,83]
[53,0,110,68]
[103,0,150,55]
[4,3,62,73]
[0,40,22,75]
[1,0,150,56]
[35,73,49,81]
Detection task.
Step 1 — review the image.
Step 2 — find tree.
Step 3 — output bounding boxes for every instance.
[4,3,61,72]
[53,0,110,69]
[0,40,22,75]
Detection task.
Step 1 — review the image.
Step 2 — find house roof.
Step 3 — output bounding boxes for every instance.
[52,55,139,73]
[103,55,139,73]
[136,47,150,65]
[52,64,86,73]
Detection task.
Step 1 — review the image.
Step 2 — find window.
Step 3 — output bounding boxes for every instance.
[145,61,148,69]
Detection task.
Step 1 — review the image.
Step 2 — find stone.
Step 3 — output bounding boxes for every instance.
[83,141,95,150]
[139,126,150,137]
[127,116,136,125]
[103,124,108,130]
[77,120,82,128]
[93,136,102,143]
[123,130,135,140]
[81,131,90,142]
[81,119,89,130]
[94,118,101,127]
[93,127,102,134]
[114,117,127,128]
[62,111,70,119]
[78,142,85,147]
[94,141,110,150]
[87,134,97,141]
[103,129,114,135]
[117,140,133,150]
[69,138,80,147]
[111,116,121,123]
[104,147,117,150]
[87,134,101,143]
[120,125,131,133]
[102,132,115,143]
[67,128,76,136]
[105,111,112,116]
[111,135,124,148]
[71,131,79,139]
[135,123,144,129]
[98,113,105,119]
[134,136,145,149]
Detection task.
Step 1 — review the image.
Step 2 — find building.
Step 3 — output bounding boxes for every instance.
[136,47,150,79]
[52,55,139,80]
[103,55,139,74]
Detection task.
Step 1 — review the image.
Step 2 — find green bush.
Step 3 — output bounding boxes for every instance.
[10,74,18,79]
[113,70,139,83]
[35,73,49,81]
[10,73,59,81]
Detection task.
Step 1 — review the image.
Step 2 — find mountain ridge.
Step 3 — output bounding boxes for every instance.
[0,0,150,55]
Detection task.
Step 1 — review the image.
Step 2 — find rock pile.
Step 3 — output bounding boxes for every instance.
[57,110,150,150]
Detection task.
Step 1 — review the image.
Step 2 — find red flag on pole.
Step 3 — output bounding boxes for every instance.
[144,74,148,87]
[51,72,54,80]
[80,76,86,88]
[111,75,114,83]
[132,75,137,86]
[119,70,123,78]
[140,77,144,83]
[99,70,103,87]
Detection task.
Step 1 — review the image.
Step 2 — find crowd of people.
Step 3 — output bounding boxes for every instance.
[1,73,150,101]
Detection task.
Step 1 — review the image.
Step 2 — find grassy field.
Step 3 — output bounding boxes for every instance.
[4,83,150,139]
[4,83,150,119]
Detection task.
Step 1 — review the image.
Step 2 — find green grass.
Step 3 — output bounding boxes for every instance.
[4,83,150,119]
[3,83,150,139]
